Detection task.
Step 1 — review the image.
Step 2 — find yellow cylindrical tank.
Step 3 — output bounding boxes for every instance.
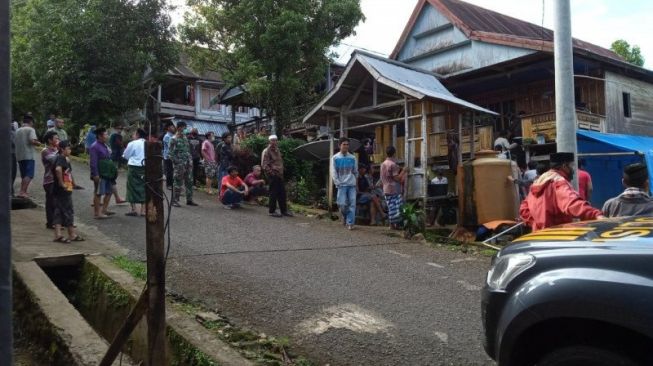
[473,155,520,224]
[458,151,520,226]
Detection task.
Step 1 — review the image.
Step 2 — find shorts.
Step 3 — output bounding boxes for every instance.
[53,193,74,227]
[204,161,218,178]
[358,192,373,204]
[18,160,35,179]
[93,177,114,196]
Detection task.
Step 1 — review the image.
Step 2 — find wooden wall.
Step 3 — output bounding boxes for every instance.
[466,77,605,118]
[605,70,653,136]
[373,101,494,162]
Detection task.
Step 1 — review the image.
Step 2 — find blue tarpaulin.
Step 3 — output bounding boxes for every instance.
[577,130,653,209]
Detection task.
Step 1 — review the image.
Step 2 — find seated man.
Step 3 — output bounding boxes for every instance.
[220,166,249,209]
[244,165,267,202]
[357,164,385,225]
[428,170,450,226]
[602,163,653,217]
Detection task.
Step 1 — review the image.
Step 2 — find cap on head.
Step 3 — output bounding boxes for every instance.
[268,134,278,141]
[550,152,574,164]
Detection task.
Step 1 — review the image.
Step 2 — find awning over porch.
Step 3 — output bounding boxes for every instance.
[303,50,495,127]
[578,130,653,208]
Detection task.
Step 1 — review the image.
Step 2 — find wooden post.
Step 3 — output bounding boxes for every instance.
[421,101,428,210]
[327,118,334,214]
[404,96,410,200]
[145,124,166,365]
[470,113,475,160]
[457,113,463,167]
[339,108,348,138]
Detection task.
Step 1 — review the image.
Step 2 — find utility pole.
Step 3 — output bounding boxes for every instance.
[145,115,166,365]
[554,0,579,188]
[0,0,13,363]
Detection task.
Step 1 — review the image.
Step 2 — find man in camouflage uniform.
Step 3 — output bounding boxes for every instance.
[169,121,198,207]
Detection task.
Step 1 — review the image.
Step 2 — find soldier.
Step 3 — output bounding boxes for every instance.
[169,121,198,207]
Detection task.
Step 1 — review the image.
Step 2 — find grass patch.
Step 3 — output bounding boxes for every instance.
[111,256,146,281]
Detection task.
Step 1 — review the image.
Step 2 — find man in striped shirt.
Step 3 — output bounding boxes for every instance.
[331,137,358,230]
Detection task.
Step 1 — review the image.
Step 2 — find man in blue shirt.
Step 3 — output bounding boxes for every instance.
[331,137,358,230]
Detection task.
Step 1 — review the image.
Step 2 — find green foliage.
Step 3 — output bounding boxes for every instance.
[400,202,425,238]
[111,256,146,281]
[277,138,314,182]
[241,136,316,183]
[180,0,365,130]
[237,136,322,204]
[168,328,219,366]
[287,177,315,206]
[611,39,645,67]
[10,0,178,127]
[240,135,269,161]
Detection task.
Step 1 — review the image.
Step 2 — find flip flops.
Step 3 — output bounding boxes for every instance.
[125,212,139,217]
[69,235,85,242]
[53,237,71,243]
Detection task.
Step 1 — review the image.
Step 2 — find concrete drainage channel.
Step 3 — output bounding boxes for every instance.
[13,254,252,366]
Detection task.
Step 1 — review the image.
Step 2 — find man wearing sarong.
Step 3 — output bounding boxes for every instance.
[123,129,147,216]
[380,146,406,230]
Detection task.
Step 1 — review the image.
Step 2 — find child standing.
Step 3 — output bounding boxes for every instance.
[52,141,84,243]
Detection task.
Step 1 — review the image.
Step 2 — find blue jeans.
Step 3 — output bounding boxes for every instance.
[217,166,228,191]
[221,190,244,206]
[337,186,357,226]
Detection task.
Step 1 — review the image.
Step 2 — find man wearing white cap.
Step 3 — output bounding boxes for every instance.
[261,134,292,217]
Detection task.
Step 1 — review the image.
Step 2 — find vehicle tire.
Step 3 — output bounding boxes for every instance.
[537,345,639,366]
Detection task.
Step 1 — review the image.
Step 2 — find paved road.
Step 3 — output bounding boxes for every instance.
[26,157,494,365]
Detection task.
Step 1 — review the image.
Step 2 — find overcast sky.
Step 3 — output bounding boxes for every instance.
[170,0,653,69]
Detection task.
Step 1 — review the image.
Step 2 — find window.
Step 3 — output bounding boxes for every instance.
[200,88,222,113]
[622,92,632,118]
[237,106,250,114]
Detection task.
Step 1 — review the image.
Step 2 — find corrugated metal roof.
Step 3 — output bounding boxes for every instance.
[173,118,229,136]
[391,0,623,63]
[357,52,496,114]
[303,50,496,124]
[437,0,621,61]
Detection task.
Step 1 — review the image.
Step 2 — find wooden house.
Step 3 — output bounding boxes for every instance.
[389,0,653,159]
[303,50,496,204]
[146,55,263,135]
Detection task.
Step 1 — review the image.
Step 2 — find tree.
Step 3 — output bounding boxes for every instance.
[180,0,365,131]
[610,39,645,67]
[10,0,178,129]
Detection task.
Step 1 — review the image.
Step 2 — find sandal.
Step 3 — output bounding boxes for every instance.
[69,235,85,242]
[125,212,139,217]
[94,215,109,220]
[53,237,71,243]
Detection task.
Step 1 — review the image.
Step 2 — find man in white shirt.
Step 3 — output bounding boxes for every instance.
[122,128,147,216]
[431,169,448,185]
[494,130,517,159]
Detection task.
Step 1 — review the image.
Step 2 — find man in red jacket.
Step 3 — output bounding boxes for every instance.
[520,152,604,231]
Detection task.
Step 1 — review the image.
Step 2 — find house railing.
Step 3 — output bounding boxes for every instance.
[521,110,606,142]
[159,101,196,118]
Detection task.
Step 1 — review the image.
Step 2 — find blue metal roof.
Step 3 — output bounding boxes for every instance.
[173,118,230,136]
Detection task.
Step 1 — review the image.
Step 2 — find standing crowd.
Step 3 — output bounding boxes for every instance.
[11,112,653,241]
